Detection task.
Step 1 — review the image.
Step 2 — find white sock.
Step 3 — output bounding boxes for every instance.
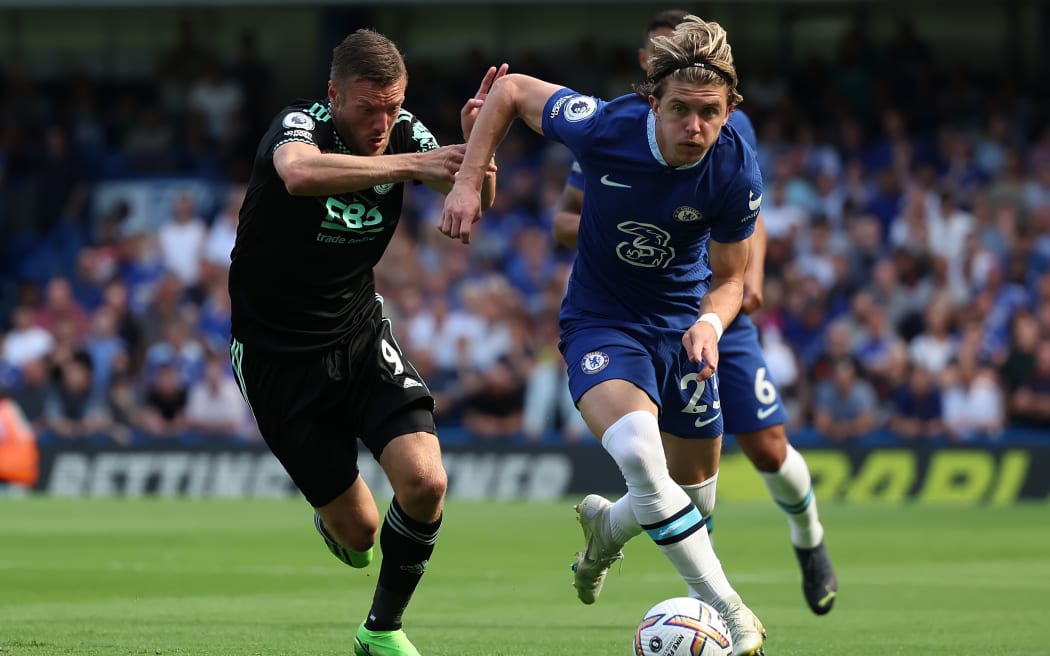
[680,471,718,517]
[607,473,717,546]
[760,445,824,548]
[678,474,720,600]
[602,412,739,610]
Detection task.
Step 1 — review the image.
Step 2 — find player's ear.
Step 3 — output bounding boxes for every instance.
[637,47,649,73]
[327,80,339,107]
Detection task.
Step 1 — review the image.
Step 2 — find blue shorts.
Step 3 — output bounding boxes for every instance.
[560,318,723,439]
[717,313,789,435]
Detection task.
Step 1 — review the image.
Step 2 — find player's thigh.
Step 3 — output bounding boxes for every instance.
[661,431,722,484]
[231,339,362,509]
[577,378,659,438]
[562,326,661,438]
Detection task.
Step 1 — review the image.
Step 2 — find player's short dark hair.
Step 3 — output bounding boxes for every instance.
[330,28,406,86]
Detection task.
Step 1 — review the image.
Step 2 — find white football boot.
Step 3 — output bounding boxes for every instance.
[570,494,624,604]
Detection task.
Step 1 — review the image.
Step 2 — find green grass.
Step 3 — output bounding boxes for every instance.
[2,498,1048,655]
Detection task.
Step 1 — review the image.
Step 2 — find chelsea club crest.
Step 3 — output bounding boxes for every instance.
[581,351,610,374]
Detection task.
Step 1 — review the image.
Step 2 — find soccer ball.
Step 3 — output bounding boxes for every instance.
[633,597,733,656]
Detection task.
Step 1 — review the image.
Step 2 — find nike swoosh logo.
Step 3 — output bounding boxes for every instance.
[748,191,762,211]
[818,586,837,608]
[757,404,779,420]
[694,411,721,428]
[600,174,632,188]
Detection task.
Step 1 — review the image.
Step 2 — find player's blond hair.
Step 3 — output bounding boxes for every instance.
[636,15,743,106]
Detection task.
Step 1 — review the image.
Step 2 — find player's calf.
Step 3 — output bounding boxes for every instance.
[315,512,374,568]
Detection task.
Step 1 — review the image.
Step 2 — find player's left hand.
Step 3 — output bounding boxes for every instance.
[461,63,509,140]
[683,321,720,380]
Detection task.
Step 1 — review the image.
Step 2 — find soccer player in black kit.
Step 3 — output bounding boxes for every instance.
[229,29,504,656]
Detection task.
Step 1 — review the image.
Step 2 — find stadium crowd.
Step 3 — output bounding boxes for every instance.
[1,19,1049,447]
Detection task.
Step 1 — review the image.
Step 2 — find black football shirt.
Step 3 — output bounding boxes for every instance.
[230,99,440,352]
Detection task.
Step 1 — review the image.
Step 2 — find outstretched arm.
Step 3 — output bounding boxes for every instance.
[439,73,563,244]
[445,63,509,209]
[274,140,466,197]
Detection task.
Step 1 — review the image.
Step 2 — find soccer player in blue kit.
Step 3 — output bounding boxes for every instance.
[553,9,838,619]
[440,15,769,656]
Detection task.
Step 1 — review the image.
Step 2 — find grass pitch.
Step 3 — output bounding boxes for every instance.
[2,497,1047,655]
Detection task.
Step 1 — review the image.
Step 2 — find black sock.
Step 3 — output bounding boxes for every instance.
[364,497,441,631]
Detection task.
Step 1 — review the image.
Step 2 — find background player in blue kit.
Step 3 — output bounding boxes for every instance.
[552,9,838,618]
[440,15,767,656]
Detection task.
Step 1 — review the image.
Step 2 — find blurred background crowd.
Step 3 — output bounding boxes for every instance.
[1,4,1049,447]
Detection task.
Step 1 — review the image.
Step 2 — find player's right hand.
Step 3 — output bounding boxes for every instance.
[420,144,468,184]
[682,321,720,380]
[439,182,483,244]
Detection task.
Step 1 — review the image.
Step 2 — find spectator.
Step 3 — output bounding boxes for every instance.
[31,277,90,339]
[759,325,805,431]
[185,354,250,438]
[521,310,587,442]
[887,364,945,439]
[144,318,205,388]
[460,357,525,440]
[812,358,879,442]
[1,305,54,369]
[157,192,207,291]
[201,184,244,285]
[187,58,244,153]
[98,277,144,369]
[5,357,50,430]
[809,319,858,386]
[139,362,188,438]
[123,101,176,169]
[42,351,112,440]
[1007,340,1050,428]
[82,306,129,391]
[907,299,958,375]
[999,309,1040,395]
[103,373,140,445]
[941,351,1006,442]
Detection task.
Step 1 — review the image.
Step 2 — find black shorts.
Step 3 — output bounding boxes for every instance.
[230,317,435,507]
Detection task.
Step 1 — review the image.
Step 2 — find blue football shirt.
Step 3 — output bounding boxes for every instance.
[544,88,761,330]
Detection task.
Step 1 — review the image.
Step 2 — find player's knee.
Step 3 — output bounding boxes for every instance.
[738,426,788,473]
[603,411,665,483]
[397,468,447,512]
